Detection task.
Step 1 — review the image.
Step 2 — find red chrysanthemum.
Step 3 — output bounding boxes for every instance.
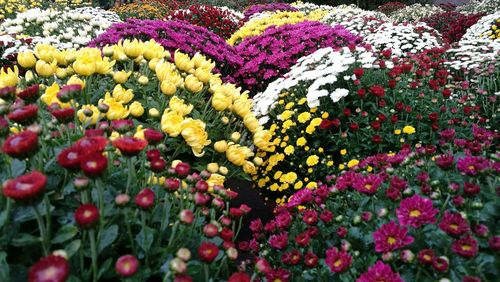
[325,247,352,273]
[143,128,164,144]
[2,130,38,158]
[28,254,70,282]
[451,235,478,258]
[111,119,134,133]
[352,174,383,195]
[74,203,100,227]
[438,211,470,236]
[57,146,86,171]
[228,272,251,282]
[17,84,40,102]
[115,254,139,277]
[396,195,438,228]
[134,188,155,209]
[198,241,219,262]
[51,108,75,124]
[356,261,403,282]
[372,221,414,253]
[75,136,108,153]
[2,171,47,202]
[368,85,385,98]
[79,152,108,178]
[7,104,38,125]
[112,137,148,156]
[417,249,434,265]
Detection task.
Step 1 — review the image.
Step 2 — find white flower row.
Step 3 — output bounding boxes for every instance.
[364,22,443,57]
[445,39,500,72]
[321,4,388,25]
[0,7,120,49]
[253,47,381,123]
[389,4,444,23]
[457,0,500,15]
[291,1,336,14]
[461,11,500,42]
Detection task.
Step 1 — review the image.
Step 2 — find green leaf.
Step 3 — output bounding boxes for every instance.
[52,225,79,244]
[0,252,9,282]
[11,159,26,177]
[65,240,81,258]
[135,226,154,252]
[98,225,119,252]
[11,233,40,247]
[97,258,113,280]
[0,210,7,229]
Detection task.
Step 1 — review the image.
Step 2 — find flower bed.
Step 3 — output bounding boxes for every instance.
[111,0,171,20]
[421,11,485,43]
[244,125,499,281]
[243,3,298,22]
[167,4,243,39]
[0,39,275,280]
[89,19,242,79]
[376,1,407,15]
[364,22,444,57]
[462,11,500,42]
[231,21,360,94]
[252,46,474,199]
[320,4,388,25]
[389,4,444,23]
[0,7,120,49]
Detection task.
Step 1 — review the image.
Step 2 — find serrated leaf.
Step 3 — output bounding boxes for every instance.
[98,225,118,252]
[65,240,81,257]
[52,225,78,244]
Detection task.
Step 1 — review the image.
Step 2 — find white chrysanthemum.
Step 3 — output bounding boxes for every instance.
[389,4,444,23]
[458,0,500,15]
[364,22,443,57]
[461,11,500,42]
[253,47,379,120]
[321,4,388,25]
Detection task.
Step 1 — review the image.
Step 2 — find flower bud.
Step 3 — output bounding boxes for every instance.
[226,247,238,260]
[179,209,194,224]
[400,249,414,263]
[115,194,130,206]
[74,177,89,189]
[169,258,187,274]
[377,208,388,217]
[176,248,191,261]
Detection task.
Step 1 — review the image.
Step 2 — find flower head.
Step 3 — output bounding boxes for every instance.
[2,171,47,202]
[438,211,470,236]
[325,247,352,273]
[113,136,148,156]
[197,242,219,262]
[356,261,403,282]
[396,195,438,228]
[372,221,414,253]
[74,204,100,228]
[115,255,139,277]
[2,130,39,159]
[29,254,69,282]
[451,235,478,258]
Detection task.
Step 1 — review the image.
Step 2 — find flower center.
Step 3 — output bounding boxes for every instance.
[424,255,431,261]
[41,266,58,280]
[468,165,475,171]
[68,152,78,160]
[449,224,458,230]
[387,237,396,245]
[10,136,22,147]
[409,210,421,217]
[364,184,372,190]
[16,182,33,191]
[461,245,471,251]
[87,161,97,169]
[83,210,93,218]
[334,259,342,267]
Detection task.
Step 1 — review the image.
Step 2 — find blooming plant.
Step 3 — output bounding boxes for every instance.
[230,21,359,94]
[389,4,444,23]
[167,4,243,39]
[445,39,500,76]
[421,11,485,43]
[0,7,120,49]
[252,46,475,199]
[376,1,407,15]
[0,0,42,20]
[0,39,272,280]
[326,16,387,39]
[457,0,500,15]
[244,125,499,281]
[320,4,388,26]
[364,22,444,57]
[290,1,336,14]
[243,3,298,21]
[89,19,243,79]
[111,0,171,20]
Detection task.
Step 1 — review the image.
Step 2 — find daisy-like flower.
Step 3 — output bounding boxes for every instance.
[74,203,100,228]
[112,136,148,156]
[372,221,414,253]
[396,195,438,228]
[352,174,383,195]
[2,130,39,159]
[115,255,139,277]
[325,247,352,273]
[2,171,47,202]
[438,211,470,236]
[28,254,70,282]
[456,156,490,176]
[356,261,403,282]
[451,235,478,258]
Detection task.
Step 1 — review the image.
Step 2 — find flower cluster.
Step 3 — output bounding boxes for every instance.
[111,0,171,20]
[376,1,407,15]
[167,4,243,39]
[230,21,360,94]
[389,4,445,23]
[290,1,336,14]
[462,11,500,42]
[252,46,474,199]
[228,11,309,45]
[243,125,499,281]
[445,39,500,75]
[457,0,500,15]
[0,0,41,20]
[89,19,242,78]
[0,7,120,49]
[421,11,485,43]
[364,22,444,57]
[243,3,298,22]
[320,4,388,26]
[329,16,387,39]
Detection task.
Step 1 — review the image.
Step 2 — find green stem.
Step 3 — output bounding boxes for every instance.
[124,208,136,254]
[140,211,149,265]
[89,229,98,282]
[126,157,135,194]
[33,204,49,255]
[166,222,179,250]
[43,196,52,248]
[203,264,209,282]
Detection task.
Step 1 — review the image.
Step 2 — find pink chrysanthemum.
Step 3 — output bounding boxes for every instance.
[438,211,470,236]
[396,195,438,228]
[372,221,414,253]
[325,247,352,273]
[356,261,403,282]
[353,174,383,195]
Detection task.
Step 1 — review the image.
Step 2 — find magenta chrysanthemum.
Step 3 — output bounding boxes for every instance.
[372,221,414,253]
[356,261,403,282]
[396,195,438,228]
